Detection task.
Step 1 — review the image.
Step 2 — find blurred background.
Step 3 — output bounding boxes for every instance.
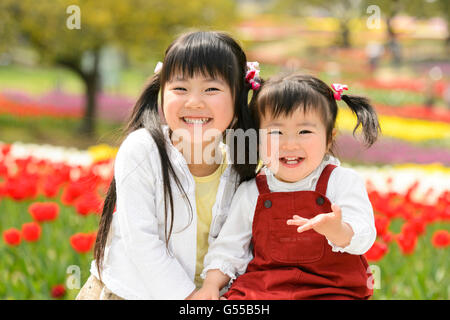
[0,0,448,300]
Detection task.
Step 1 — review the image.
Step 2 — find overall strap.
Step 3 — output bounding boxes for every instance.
[315,164,337,195]
[255,172,271,195]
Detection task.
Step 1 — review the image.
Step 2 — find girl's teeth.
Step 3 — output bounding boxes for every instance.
[183,117,210,124]
[283,157,302,164]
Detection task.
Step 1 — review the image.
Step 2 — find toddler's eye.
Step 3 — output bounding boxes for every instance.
[299,130,312,134]
[173,87,187,91]
[205,87,220,92]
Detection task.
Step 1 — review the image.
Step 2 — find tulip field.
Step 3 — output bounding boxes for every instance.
[0,142,114,299]
[1,48,450,299]
[1,94,449,299]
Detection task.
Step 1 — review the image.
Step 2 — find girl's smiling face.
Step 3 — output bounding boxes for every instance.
[162,73,234,143]
[259,108,330,183]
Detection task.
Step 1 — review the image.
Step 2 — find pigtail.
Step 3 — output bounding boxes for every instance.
[340,94,381,147]
[125,72,161,132]
[230,81,261,183]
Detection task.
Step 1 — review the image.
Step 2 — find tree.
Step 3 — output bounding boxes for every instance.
[362,0,450,63]
[0,0,236,137]
[271,0,365,48]
[411,0,450,52]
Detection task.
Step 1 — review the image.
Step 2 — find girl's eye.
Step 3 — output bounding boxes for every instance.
[205,87,220,92]
[173,87,187,91]
[299,130,312,134]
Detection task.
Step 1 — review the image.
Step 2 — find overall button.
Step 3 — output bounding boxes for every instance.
[264,200,272,208]
[316,196,325,205]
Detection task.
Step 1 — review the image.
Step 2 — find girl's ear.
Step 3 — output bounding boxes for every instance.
[327,128,337,151]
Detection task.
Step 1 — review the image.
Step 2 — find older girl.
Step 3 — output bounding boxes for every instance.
[76,31,258,300]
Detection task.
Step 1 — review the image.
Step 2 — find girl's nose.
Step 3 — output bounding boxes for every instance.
[185,94,204,109]
[280,137,301,151]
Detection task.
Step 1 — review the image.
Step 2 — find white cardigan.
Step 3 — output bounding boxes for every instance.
[202,155,377,281]
[89,126,239,300]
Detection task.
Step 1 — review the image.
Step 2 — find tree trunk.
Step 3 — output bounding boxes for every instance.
[446,33,450,56]
[56,51,100,139]
[385,1,402,66]
[339,20,351,48]
[79,50,100,138]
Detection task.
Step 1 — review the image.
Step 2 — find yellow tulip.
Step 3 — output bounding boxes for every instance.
[87,144,118,162]
[337,108,450,142]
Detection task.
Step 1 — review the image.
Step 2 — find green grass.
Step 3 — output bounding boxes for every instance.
[0,64,151,98]
[0,65,83,95]
[0,113,123,149]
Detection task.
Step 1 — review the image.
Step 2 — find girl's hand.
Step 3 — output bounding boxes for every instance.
[188,284,220,300]
[185,288,198,300]
[286,204,354,248]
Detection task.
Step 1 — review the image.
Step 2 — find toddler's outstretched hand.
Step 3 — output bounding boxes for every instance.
[286,204,354,248]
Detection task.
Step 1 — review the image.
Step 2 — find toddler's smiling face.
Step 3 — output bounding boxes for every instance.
[259,108,330,183]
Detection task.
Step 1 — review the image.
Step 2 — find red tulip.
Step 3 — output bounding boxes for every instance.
[61,181,84,205]
[70,232,96,253]
[53,164,71,183]
[396,231,417,255]
[374,215,390,236]
[62,174,99,205]
[28,202,59,222]
[42,175,63,198]
[5,173,39,201]
[74,192,103,216]
[21,222,42,242]
[441,206,450,221]
[431,230,450,248]
[3,228,21,246]
[364,241,388,262]
[51,284,66,298]
[423,205,440,223]
[0,162,7,176]
[381,231,394,243]
[409,216,426,236]
[1,144,11,156]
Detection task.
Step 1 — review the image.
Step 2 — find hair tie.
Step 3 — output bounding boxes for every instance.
[154,61,163,74]
[331,83,348,100]
[246,61,261,90]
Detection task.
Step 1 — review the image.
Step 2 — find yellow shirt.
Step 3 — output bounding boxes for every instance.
[192,153,227,288]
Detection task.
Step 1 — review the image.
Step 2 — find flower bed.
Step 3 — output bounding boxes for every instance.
[337,107,450,143]
[336,134,450,166]
[0,90,135,122]
[0,141,448,299]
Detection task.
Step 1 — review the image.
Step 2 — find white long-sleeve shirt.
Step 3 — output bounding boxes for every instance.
[202,155,376,281]
[89,126,239,299]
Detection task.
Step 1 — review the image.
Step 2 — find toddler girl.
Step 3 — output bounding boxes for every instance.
[194,72,381,300]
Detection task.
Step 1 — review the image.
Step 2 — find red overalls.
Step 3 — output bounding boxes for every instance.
[223,164,372,300]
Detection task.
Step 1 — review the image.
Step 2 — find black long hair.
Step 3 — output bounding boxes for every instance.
[94,31,257,277]
[249,72,381,154]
